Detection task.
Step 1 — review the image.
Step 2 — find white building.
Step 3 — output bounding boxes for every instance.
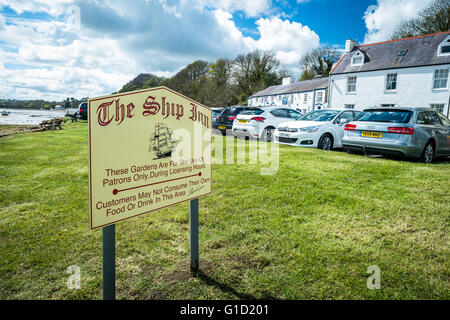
[248,76,329,114]
[329,31,450,117]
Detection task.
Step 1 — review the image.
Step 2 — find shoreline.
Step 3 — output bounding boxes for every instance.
[0,124,40,138]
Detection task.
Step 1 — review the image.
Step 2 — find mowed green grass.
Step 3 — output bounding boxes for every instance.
[0,122,448,300]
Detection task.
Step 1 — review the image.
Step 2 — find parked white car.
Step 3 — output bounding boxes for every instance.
[274,109,361,150]
[232,107,302,141]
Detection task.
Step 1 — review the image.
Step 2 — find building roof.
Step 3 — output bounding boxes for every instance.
[250,77,329,98]
[331,31,450,75]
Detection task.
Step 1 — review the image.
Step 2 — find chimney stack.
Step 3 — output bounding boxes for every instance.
[282,76,292,86]
[345,39,357,53]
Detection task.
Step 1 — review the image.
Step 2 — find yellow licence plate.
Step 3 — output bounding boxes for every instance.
[361,131,382,138]
[218,126,226,130]
[238,120,247,124]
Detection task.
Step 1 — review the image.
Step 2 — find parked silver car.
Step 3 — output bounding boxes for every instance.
[342,107,450,163]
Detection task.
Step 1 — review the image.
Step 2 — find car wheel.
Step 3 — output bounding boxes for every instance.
[262,127,274,142]
[421,142,435,164]
[318,134,333,150]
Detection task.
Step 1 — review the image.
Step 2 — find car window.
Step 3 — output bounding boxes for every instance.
[271,109,290,118]
[336,111,354,124]
[357,110,412,123]
[241,109,264,115]
[221,108,235,115]
[416,112,429,125]
[286,109,302,119]
[426,112,442,126]
[437,113,450,126]
[299,110,340,121]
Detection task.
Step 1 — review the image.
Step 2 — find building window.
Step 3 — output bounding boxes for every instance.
[386,73,397,91]
[440,45,450,54]
[316,91,323,103]
[351,52,363,66]
[438,37,450,56]
[430,104,445,113]
[397,49,408,57]
[433,69,448,89]
[303,94,308,103]
[347,76,357,92]
[345,104,355,109]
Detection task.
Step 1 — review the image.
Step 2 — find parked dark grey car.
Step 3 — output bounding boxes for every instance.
[215,106,256,134]
[211,108,223,129]
[77,101,88,120]
[342,107,450,163]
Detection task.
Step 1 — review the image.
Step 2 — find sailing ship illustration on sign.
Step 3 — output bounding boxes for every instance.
[149,123,178,159]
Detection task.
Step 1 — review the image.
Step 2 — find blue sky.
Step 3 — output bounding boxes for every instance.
[0,0,433,100]
[233,0,377,46]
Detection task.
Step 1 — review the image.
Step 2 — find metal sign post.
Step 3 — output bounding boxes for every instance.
[102,224,116,300]
[190,198,199,273]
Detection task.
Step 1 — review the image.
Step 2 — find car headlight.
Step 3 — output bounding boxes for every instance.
[299,126,320,132]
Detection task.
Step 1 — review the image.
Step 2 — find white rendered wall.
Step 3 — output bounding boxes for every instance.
[329,65,450,116]
[249,90,328,113]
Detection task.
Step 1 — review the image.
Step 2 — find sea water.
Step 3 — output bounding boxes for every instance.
[0,108,66,125]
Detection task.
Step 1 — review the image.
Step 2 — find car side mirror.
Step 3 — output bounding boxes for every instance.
[339,118,351,125]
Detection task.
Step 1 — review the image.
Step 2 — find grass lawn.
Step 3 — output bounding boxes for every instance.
[0,122,449,300]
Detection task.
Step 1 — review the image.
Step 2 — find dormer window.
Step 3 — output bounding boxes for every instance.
[438,35,450,56]
[397,49,408,57]
[351,51,364,66]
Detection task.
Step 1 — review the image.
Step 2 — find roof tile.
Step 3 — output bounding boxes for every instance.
[250,77,329,98]
[331,32,450,75]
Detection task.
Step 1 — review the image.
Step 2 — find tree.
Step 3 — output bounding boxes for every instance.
[209,58,232,88]
[299,47,341,80]
[391,0,450,40]
[168,60,209,100]
[118,73,166,93]
[198,58,239,108]
[232,50,281,103]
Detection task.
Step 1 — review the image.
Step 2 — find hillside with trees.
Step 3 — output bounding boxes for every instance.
[0,97,86,110]
[117,50,288,108]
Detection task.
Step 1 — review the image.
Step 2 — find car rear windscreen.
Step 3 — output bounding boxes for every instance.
[355,110,412,123]
[221,108,238,115]
[241,109,264,115]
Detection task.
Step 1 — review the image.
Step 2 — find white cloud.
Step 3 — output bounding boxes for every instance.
[363,0,433,44]
[244,17,320,72]
[0,13,5,30]
[189,0,272,17]
[0,0,72,15]
[0,0,320,100]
